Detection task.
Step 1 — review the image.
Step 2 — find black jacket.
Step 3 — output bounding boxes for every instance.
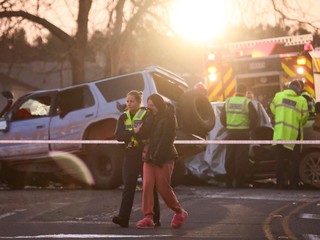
[139,103,178,167]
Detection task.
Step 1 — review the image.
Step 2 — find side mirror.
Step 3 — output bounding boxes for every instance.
[2,91,14,100]
[0,118,8,131]
[0,91,14,117]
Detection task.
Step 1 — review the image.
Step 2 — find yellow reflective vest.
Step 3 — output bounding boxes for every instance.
[124,108,147,147]
[225,96,250,130]
[270,89,309,150]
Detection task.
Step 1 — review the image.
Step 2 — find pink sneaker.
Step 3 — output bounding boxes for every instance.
[171,209,188,228]
[136,217,155,229]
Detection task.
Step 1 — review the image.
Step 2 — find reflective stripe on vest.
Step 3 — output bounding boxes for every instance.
[125,108,147,130]
[225,96,250,129]
[124,108,147,144]
[270,89,309,150]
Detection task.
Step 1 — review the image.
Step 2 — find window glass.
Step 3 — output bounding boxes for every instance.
[12,96,51,121]
[96,74,144,102]
[151,72,186,102]
[55,85,94,116]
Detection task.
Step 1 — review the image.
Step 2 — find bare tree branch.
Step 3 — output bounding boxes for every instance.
[0,10,73,45]
[270,0,319,32]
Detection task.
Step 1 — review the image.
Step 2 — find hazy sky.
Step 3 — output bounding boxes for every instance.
[170,0,320,43]
[20,0,320,44]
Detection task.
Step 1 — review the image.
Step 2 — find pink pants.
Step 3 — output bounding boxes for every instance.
[142,162,182,217]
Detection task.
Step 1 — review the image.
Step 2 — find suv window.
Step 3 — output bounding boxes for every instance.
[96,74,144,102]
[151,72,185,102]
[54,85,94,116]
[12,96,51,121]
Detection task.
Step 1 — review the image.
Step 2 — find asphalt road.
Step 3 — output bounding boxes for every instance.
[0,184,319,240]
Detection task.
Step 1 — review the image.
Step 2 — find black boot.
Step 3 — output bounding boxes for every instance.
[112,215,129,228]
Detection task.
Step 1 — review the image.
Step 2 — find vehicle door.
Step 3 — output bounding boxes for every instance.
[49,85,97,152]
[0,91,57,158]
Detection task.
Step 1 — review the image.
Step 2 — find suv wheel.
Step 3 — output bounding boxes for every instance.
[299,151,320,189]
[87,144,124,189]
[179,90,215,136]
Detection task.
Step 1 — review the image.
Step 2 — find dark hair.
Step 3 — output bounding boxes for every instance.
[127,90,142,104]
[147,93,166,113]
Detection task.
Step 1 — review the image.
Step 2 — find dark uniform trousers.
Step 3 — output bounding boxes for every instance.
[119,147,160,222]
[273,144,301,188]
[225,129,250,187]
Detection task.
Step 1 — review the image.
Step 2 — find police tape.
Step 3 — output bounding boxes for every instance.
[0,140,320,144]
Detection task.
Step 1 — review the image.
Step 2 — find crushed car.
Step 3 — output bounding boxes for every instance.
[185,101,320,189]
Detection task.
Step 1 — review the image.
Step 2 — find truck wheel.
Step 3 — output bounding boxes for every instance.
[87,144,124,189]
[179,90,215,136]
[299,151,320,189]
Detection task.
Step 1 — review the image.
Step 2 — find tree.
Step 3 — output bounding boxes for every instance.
[269,0,319,32]
[101,0,171,76]
[0,0,91,85]
[0,0,171,85]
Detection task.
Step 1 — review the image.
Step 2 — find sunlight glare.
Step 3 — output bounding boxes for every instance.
[49,151,94,186]
[170,0,230,43]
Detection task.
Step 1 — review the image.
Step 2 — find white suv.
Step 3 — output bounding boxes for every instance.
[0,66,214,189]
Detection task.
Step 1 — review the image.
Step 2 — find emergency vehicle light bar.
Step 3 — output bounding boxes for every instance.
[210,34,313,50]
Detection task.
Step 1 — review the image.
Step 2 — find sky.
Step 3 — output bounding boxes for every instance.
[169,0,320,43]
[18,0,320,45]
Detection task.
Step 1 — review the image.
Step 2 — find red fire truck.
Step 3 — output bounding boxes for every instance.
[203,35,320,189]
[205,34,320,107]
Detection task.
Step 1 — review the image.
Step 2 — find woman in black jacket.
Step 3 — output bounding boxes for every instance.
[112,90,160,228]
[136,93,188,229]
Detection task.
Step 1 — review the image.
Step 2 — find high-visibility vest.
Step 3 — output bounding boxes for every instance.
[124,108,147,147]
[225,96,250,130]
[270,89,309,150]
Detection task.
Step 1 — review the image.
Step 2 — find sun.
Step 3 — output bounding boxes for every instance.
[169,0,230,43]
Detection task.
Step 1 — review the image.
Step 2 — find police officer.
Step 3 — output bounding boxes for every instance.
[220,83,258,188]
[270,80,309,189]
[112,90,160,227]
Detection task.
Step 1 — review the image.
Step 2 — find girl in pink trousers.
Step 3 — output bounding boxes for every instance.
[136,93,188,229]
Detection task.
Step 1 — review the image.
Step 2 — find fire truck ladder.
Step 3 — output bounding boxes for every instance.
[211,34,313,50]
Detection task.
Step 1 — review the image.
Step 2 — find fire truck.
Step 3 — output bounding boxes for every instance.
[204,35,320,189]
[205,34,320,107]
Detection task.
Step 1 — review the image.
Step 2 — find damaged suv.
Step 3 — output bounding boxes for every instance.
[0,66,214,189]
